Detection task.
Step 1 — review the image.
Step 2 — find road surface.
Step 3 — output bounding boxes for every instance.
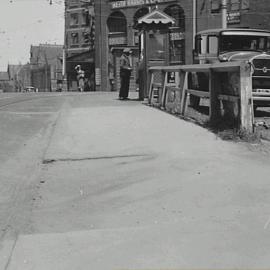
[1,92,270,269]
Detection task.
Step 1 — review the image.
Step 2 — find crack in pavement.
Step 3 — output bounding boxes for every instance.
[42,153,152,164]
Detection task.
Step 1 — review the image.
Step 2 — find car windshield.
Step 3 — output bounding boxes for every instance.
[220,34,270,53]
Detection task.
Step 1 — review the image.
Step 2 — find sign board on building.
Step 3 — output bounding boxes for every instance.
[227,11,241,24]
[109,36,127,46]
[170,32,185,41]
[111,0,174,9]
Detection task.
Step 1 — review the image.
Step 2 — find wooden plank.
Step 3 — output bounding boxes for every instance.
[186,89,210,98]
[166,86,181,91]
[152,83,162,88]
[148,72,155,104]
[148,65,182,72]
[161,71,168,108]
[252,96,270,101]
[252,92,270,96]
[218,94,240,102]
[239,63,253,132]
[179,71,188,115]
[209,69,222,124]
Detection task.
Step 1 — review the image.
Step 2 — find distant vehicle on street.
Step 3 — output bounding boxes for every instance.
[191,28,270,108]
[24,86,38,93]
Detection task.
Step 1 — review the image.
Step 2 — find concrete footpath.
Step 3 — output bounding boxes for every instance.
[4,92,270,269]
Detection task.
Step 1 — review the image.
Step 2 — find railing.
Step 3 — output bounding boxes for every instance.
[148,61,253,133]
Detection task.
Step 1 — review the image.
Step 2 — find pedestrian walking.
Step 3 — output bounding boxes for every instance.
[119,48,132,100]
[75,65,85,92]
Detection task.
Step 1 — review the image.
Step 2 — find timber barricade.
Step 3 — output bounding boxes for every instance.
[148,61,253,133]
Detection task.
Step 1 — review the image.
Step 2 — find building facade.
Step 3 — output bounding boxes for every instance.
[30,44,63,92]
[64,0,270,92]
[64,0,95,91]
[94,0,194,92]
[197,0,270,32]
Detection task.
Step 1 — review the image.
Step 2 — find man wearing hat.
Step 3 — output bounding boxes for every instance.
[119,48,132,100]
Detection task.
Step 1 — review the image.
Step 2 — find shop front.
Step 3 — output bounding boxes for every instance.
[94,0,193,92]
[66,51,95,91]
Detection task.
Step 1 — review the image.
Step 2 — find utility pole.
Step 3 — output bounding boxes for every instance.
[221,0,227,29]
[192,0,197,49]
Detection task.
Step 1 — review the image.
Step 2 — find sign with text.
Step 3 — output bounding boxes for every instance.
[227,11,241,24]
[109,36,127,45]
[170,32,185,41]
[111,0,174,9]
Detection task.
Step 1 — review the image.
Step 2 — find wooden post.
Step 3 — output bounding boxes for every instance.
[209,69,221,124]
[179,70,188,114]
[148,71,155,104]
[161,70,168,108]
[239,63,253,133]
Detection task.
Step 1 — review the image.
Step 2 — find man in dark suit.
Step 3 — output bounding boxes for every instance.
[119,48,132,100]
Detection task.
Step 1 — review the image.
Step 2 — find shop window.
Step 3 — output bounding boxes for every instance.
[148,31,165,61]
[211,0,220,13]
[165,5,185,64]
[70,13,79,26]
[169,30,185,64]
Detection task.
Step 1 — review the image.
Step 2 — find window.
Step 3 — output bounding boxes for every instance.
[241,0,249,10]
[70,13,79,26]
[195,35,208,54]
[83,31,90,44]
[200,35,207,54]
[208,36,218,54]
[148,31,165,61]
[71,32,79,45]
[211,0,220,13]
[82,10,89,26]
[228,0,240,11]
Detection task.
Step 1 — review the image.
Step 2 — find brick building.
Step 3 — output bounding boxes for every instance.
[30,44,63,92]
[64,0,270,92]
[64,0,95,91]
[197,0,270,32]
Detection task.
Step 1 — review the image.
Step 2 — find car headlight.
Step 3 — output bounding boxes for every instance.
[218,55,228,62]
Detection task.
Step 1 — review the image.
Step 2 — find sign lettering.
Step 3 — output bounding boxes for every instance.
[111,0,174,9]
[109,36,127,45]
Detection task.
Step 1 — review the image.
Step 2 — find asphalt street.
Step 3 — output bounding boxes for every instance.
[1,92,270,269]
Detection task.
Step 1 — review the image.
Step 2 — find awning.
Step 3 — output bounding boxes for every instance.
[136,9,175,29]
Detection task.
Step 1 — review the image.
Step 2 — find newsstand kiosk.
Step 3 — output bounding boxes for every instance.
[135,8,175,100]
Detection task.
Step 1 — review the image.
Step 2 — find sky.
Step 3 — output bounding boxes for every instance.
[0,0,65,71]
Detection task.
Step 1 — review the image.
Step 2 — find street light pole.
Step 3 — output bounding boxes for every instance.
[221,0,227,29]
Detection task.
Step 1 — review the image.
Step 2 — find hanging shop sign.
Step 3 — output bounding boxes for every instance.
[227,11,241,24]
[111,0,174,9]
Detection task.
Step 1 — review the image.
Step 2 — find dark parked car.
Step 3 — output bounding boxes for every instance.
[191,28,270,108]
